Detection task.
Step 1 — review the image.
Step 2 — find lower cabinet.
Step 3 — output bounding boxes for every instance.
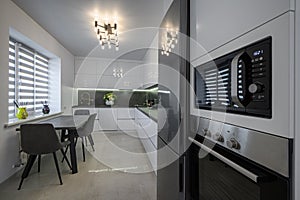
[98,108,118,131]
[135,108,158,174]
[73,107,136,131]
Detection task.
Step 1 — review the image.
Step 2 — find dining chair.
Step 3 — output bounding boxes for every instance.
[18,124,72,190]
[74,109,95,151]
[62,113,97,163]
[76,113,97,162]
[74,109,90,115]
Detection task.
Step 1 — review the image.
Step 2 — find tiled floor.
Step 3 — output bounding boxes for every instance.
[0,131,157,200]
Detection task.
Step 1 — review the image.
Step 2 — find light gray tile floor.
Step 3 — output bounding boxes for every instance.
[0,131,157,200]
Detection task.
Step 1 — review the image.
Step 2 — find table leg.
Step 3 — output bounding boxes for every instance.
[68,129,78,174]
[61,129,66,142]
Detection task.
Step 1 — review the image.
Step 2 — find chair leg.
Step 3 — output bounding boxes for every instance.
[81,140,85,162]
[38,155,41,173]
[87,135,95,151]
[52,152,63,185]
[18,155,37,190]
[60,149,72,171]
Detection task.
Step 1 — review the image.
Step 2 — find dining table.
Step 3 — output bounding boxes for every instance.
[16,115,89,174]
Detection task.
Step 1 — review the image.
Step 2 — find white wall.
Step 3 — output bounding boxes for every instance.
[0,0,74,183]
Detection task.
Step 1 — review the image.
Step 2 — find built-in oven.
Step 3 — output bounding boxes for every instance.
[186,117,292,200]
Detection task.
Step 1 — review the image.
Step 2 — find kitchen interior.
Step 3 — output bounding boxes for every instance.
[0,0,300,200]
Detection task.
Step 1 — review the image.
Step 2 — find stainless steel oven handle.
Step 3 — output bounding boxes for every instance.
[188,137,259,183]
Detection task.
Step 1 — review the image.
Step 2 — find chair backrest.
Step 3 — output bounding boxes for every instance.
[20,124,62,155]
[74,109,90,115]
[77,113,97,137]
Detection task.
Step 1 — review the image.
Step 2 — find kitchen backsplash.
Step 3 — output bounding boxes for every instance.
[78,89,158,107]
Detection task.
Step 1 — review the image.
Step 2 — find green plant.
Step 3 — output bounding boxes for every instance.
[103,92,117,101]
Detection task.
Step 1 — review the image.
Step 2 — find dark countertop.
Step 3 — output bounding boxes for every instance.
[136,107,158,122]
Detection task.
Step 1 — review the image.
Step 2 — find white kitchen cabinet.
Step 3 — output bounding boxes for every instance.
[98,75,117,89]
[117,108,135,119]
[190,0,293,61]
[135,108,157,173]
[117,108,136,131]
[74,74,98,88]
[117,119,136,131]
[75,59,97,75]
[98,108,118,131]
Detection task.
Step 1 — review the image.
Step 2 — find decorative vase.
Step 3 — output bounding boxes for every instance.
[42,105,50,114]
[16,107,28,119]
[105,100,114,106]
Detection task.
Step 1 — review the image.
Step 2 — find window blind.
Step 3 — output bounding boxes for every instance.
[8,38,49,119]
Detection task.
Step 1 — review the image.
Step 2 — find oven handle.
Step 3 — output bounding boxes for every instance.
[188,137,259,183]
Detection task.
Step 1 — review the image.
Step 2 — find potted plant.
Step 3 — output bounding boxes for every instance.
[103,92,117,106]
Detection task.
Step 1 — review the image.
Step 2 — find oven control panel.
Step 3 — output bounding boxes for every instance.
[193,116,290,178]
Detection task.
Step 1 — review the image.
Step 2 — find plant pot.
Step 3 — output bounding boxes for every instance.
[16,107,28,119]
[105,100,114,106]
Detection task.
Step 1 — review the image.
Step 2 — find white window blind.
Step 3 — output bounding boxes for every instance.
[8,38,49,119]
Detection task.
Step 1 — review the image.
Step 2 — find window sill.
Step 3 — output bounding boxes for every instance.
[4,112,63,128]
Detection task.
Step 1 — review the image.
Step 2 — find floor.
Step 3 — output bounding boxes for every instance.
[0,131,157,200]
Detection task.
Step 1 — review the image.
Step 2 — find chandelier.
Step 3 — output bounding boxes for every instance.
[161,30,178,56]
[94,19,119,51]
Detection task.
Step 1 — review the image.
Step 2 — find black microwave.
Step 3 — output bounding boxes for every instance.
[194,37,272,118]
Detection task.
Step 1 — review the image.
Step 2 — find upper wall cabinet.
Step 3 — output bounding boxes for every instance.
[190,0,294,61]
[75,59,97,75]
[74,58,144,89]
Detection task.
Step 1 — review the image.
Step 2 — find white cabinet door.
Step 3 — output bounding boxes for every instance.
[98,75,117,89]
[74,74,98,88]
[117,119,136,131]
[190,0,292,61]
[75,59,97,75]
[117,108,135,119]
[98,108,118,130]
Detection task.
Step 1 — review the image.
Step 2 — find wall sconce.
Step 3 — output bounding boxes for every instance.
[94,18,119,51]
[161,30,178,56]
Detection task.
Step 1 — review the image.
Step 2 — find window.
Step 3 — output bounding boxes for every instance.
[8,38,49,119]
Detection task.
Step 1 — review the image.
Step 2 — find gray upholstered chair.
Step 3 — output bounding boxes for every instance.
[76,113,97,161]
[74,109,90,115]
[74,110,95,151]
[18,124,72,190]
[62,113,97,162]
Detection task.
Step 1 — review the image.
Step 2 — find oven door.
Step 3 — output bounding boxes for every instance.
[187,136,290,200]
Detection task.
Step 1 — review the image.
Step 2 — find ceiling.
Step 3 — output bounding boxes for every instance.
[12,0,172,60]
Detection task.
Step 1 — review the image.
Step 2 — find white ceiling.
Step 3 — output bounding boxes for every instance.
[12,0,172,60]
